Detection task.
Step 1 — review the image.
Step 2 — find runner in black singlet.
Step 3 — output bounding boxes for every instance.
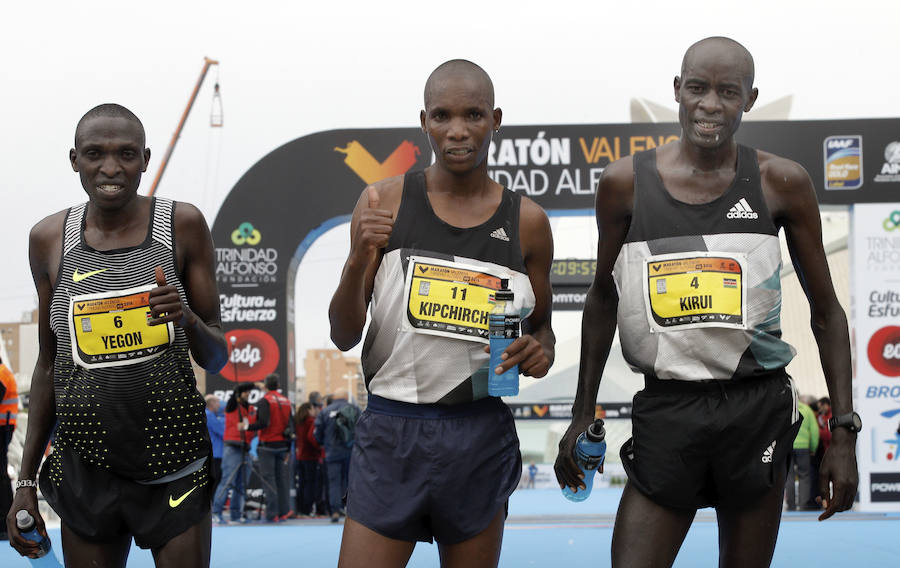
[554,37,858,568]
[330,60,556,568]
[6,104,227,568]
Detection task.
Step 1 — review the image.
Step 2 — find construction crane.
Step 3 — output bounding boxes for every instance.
[148,56,221,197]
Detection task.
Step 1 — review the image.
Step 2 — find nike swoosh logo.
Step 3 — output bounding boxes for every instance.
[168,486,198,508]
[73,268,109,283]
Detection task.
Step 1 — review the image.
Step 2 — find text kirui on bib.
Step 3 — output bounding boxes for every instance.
[402,256,508,343]
[642,252,748,332]
[68,284,173,368]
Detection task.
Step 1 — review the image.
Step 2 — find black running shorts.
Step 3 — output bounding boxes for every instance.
[346,395,521,544]
[40,447,212,549]
[621,370,801,510]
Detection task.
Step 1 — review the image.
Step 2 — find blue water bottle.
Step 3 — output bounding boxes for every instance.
[562,419,607,502]
[15,510,64,567]
[488,279,519,396]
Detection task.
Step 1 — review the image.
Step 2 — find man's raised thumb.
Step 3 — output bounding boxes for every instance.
[155,266,167,287]
[367,186,380,209]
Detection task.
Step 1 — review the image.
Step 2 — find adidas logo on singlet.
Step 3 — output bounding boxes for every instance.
[490,227,510,242]
[761,440,776,463]
[726,198,759,220]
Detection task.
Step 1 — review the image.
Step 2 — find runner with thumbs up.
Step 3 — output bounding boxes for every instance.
[330,60,555,568]
[10,104,226,568]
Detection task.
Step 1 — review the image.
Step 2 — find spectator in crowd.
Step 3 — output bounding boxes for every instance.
[817,397,833,452]
[294,402,322,516]
[0,356,18,541]
[246,374,294,522]
[212,382,257,524]
[205,394,225,487]
[526,463,537,489]
[786,398,820,510]
[314,388,358,523]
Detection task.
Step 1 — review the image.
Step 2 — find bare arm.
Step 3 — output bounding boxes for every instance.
[763,154,856,520]
[7,216,63,557]
[329,179,401,350]
[488,197,555,377]
[148,202,227,373]
[554,157,634,492]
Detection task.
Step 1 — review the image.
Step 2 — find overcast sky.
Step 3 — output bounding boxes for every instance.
[2,1,897,366]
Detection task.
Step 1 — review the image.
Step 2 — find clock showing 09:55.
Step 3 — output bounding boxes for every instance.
[550,259,597,286]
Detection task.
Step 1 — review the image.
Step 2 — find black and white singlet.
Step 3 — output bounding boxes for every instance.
[361,171,536,404]
[613,145,796,381]
[47,198,208,483]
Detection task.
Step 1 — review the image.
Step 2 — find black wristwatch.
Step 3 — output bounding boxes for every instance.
[828,411,862,433]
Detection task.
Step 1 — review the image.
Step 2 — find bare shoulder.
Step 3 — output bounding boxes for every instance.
[600,155,635,193]
[172,200,211,231]
[757,150,813,194]
[519,194,551,230]
[29,210,67,252]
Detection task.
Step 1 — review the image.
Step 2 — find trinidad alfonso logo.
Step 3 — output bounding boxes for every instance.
[335,140,421,184]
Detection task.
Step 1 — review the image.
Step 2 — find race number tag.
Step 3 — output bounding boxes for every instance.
[69,284,173,368]
[642,252,748,332]
[402,256,507,343]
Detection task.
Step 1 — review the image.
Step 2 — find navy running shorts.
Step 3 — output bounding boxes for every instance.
[40,447,212,549]
[346,395,521,544]
[621,370,801,510]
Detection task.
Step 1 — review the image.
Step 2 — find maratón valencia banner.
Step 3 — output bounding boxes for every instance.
[209,120,900,398]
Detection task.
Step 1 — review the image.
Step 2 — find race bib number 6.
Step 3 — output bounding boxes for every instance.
[642,252,748,332]
[402,256,507,343]
[69,284,173,368]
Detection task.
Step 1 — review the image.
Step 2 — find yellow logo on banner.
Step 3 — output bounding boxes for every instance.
[335,140,421,185]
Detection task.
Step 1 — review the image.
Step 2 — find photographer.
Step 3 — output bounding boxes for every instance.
[246,374,294,522]
[211,382,257,524]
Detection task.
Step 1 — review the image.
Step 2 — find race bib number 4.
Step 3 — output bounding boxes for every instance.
[642,252,748,332]
[69,284,173,368]
[403,256,507,343]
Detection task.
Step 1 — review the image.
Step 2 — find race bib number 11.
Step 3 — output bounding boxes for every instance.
[642,252,748,332]
[69,284,173,368]
[403,256,507,343]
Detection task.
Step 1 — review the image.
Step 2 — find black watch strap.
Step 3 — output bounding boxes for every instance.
[828,411,862,433]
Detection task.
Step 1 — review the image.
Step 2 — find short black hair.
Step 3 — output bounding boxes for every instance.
[682,36,755,89]
[75,103,146,148]
[424,59,495,108]
[264,374,280,391]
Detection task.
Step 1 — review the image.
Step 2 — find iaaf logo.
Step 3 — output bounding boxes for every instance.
[221,328,280,383]
[827,139,856,149]
[867,326,900,377]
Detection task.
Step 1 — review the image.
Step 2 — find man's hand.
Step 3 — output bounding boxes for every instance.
[816,429,858,521]
[482,335,552,378]
[6,487,46,558]
[148,266,195,328]
[350,186,393,266]
[554,416,598,493]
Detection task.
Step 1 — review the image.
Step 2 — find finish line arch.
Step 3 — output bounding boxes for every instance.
[208,119,900,397]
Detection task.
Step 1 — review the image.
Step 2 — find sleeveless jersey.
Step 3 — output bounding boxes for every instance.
[613,145,796,381]
[47,198,209,482]
[361,171,536,404]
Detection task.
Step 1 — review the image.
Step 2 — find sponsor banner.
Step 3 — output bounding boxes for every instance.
[207,121,900,405]
[870,473,900,502]
[823,135,863,190]
[509,403,632,420]
[553,286,589,311]
[517,462,626,490]
[852,203,900,511]
[220,328,281,384]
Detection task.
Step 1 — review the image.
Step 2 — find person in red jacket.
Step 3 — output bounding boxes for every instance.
[0,357,18,541]
[212,382,257,524]
[294,402,322,516]
[246,374,293,522]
